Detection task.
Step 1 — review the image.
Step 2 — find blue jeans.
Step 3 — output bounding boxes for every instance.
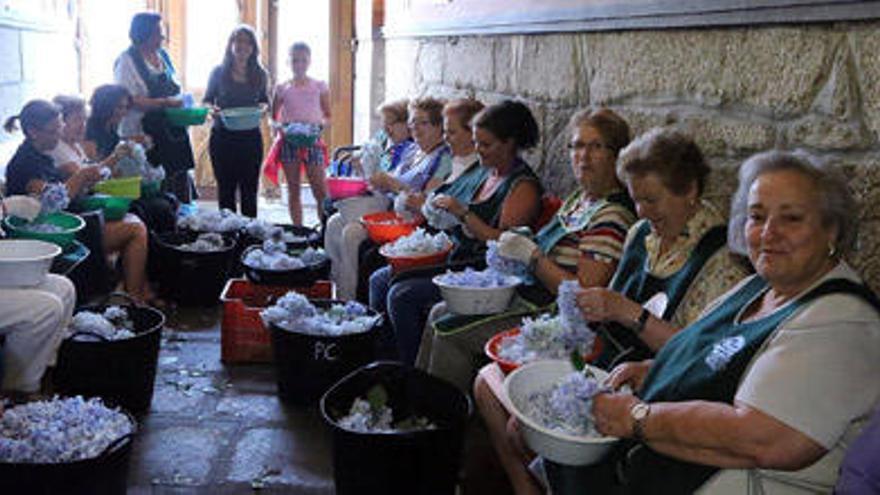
[369,266,442,365]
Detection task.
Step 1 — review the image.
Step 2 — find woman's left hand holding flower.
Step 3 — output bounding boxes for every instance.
[432,194,467,218]
[576,288,639,325]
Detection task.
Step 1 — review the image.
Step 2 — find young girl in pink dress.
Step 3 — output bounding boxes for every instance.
[271,42,331,225]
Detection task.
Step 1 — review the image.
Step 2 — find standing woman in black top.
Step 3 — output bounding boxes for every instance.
[203,25,269,217]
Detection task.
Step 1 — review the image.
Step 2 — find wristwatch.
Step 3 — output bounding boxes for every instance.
[630,401,651,441]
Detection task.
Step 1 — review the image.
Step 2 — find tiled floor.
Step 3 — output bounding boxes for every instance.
[124,185,510,494]
[127,185,334,493]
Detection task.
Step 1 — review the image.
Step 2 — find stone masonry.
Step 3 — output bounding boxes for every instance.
[380,21,880,290]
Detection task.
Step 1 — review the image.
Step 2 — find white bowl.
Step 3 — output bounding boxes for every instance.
[433,273,521,315]
[0,239,62,287]
[504,359,618,466]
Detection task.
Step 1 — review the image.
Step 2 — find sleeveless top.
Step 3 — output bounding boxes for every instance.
[449,158,540,261]
[593,220,728,368]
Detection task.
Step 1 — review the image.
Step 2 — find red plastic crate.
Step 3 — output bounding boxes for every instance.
[220,278,332,363]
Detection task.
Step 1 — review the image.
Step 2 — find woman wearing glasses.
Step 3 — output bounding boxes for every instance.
[420,108,638,391]
[474,127,749,494]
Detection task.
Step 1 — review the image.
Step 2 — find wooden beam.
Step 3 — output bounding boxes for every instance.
[329,0,354,151]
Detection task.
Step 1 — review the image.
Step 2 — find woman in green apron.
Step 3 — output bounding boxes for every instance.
[539,150,880,495]
[475,128,750,493]
[369,100,544,366]
[419,108,638,391]
[114,12,196,203]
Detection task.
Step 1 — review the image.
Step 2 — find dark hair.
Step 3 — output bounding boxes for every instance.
[289,42,311,56]
[222,25,266,87]
[89,84,131,130]
[617,127,710,196]
[129,12,162,46]
[443,98,485,131]
[728,150,857,257]
[409,97,446,127]
[473,100,539,150]
[569,107,631,155]
[52,95,87,121]
[4,99,60,137]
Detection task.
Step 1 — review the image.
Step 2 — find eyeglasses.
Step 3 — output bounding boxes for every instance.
[408,119,433,128]
[568,140,612,154]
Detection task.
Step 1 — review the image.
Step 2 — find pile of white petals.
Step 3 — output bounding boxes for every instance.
[178,232,227,252]
[243,243,326,271]
[178,209,249,233]
[261,293,378,336]
[337,398,435,434]
[382,228,451,257]
[435,268,518,288]
[524,371,602,437]
[0,396,133,463]
[68,306,136,341]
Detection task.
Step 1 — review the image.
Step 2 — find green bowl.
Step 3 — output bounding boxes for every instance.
[4,212,86,249]
[79,195,132,221]
[141,180,162,198]
[94,176,142,199]
[165,107,208,127]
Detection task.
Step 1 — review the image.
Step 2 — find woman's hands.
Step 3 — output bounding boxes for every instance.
[405,192,426,210]
[591,360,654,436]
[369,171,399,192]
[606,359,653,391]
[592,392,640,438]
[498,231,538,264]
[576,287,641,325]
[432,194,468,218]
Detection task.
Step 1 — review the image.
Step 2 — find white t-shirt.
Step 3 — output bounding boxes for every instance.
[113,50,167,138]
[698,262,880,494]
[47,140,85,169]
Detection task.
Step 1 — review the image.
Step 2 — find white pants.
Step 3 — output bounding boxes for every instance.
[325,214,370,300]
[0,274,75,392]
[325,195,389,300]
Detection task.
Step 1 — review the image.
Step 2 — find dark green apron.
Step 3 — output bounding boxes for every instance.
[448,158,538,261]
[433,190,631,336]
[593,221,728,369]
[547,276,880,495]
[128,46,196,175]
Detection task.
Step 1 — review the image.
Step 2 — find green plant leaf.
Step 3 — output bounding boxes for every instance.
[366,384,388,410]
[570,349,585,371]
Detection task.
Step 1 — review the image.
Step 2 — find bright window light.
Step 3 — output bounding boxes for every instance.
[185,0,240,89]
[276,0,329,83]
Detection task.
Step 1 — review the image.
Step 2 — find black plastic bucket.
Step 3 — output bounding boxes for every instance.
[155,230,236,306]
[54,294,164,414]
[241,245,331,287]
[320,361,472,495]
[268,300,379,405]
[0,429,135,495]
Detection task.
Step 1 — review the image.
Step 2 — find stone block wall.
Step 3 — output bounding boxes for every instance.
[381,21,880,290]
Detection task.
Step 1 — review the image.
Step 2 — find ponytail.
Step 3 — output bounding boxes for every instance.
[4,114,20,133]
[6,100,60,138]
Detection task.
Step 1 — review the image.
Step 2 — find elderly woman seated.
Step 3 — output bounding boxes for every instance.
[498,150,880,494]
[418,108,639,390]
[324,97,447,300]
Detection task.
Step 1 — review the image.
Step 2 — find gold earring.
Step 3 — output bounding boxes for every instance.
[828,243,837,258]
